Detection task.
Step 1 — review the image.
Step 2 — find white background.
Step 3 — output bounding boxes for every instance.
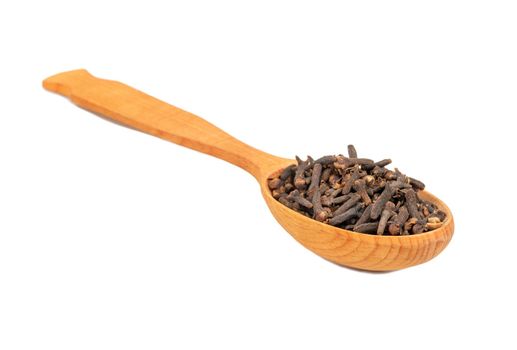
[1,1,516,349]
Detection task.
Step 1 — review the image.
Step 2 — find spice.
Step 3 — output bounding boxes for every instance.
[269,145,446,235]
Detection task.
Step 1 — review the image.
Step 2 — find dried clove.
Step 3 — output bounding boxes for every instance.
[349,158,374,166]
[268,177,282,190]
[354,222,379,234]
[287,190,313,209]
[353,179,371,205]
[294,156,312,190]
[409,177,425,191]
[375,159,392,167]
[315,155,337,165]
[377,201,396,235]
[311,189,328,222]
[307,162,322,199]
[370,184,394,220]
[280,164,296,181]
[342,165,361,195]
[404,189,422,220]
[278,195,293,209]
[353,205,372,230]
[329,203,362,226]
[329,187,343,200]
[333,193,361,216]
[332,194,352,205]
[388,205,409,235]
[271,186,285,199]
[347,144,357,158]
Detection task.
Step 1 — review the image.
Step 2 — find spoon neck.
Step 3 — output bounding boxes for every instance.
[209,137,292,180]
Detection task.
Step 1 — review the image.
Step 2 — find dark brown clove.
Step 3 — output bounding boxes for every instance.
[307,163,322,199]
[377,201,396,235]
[312,188,328,222]
[354,222,379,234]
[294,156,312,190]
[280,164,296,181]
[332,194,352,205]
[271,186,285,199]
[409,177,425,191]
[284,182,294,192]
[404,189,422,220]
[395,205,409,226]
[329,187,343,200]
[353,179,371,205]
[347,144,357,158]
[287,190,313,209]
[332,156,374,170]
[268,177,282,190]
[375,159,392,167]
[349,158,374,166]
[370,184,394,220]
[329,203,362,226]
[342,165,361,195]
[315,155,337,165]
[391,180,412,190]
[388,205,410,235]
[333,193,361,216]
[354,205,372,229]
[278,195,293,209]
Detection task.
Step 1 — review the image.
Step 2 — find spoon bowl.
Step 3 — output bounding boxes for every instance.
[43,69,454,271]
[262,166,454,270]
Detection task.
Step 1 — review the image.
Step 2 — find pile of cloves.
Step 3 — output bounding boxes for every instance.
[269,145,446,235]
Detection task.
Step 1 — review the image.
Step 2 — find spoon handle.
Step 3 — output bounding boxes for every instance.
[43,69,289,180]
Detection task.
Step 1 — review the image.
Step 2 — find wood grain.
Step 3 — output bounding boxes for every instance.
[43,69,454,271]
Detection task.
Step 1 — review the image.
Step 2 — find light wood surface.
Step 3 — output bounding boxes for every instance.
[43,69,454,271]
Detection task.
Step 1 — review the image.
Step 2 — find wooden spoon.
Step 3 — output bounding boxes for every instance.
[43,69,454,271]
